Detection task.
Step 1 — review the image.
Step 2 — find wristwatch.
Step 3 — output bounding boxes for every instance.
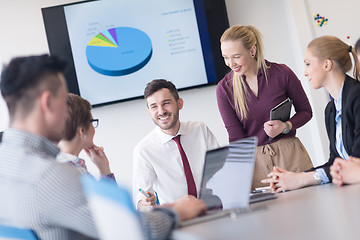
[312,171,322,185]
[282,121,291,134]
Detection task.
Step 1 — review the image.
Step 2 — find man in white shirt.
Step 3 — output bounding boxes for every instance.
[133,79,219,208]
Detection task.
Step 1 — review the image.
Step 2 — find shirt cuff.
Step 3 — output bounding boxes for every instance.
[100,173,117,183]
[316,168,330,184]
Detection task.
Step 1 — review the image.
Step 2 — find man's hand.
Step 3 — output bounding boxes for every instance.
[162,195,207,222]
[138,192,157,207]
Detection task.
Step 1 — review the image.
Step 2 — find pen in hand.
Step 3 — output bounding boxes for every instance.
[139,188,151,198]
[138,188,157,208]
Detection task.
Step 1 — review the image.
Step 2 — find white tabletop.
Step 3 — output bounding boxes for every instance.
[172,183,360,240]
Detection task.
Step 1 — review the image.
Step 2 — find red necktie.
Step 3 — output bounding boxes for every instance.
[173,135,197,197]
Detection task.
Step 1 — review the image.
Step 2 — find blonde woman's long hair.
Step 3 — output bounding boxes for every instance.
[220,25,268,119]
[308,35,360,81]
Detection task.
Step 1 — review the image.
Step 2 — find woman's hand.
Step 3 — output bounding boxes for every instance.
[263,120,289,138]
[330,156,360,186]
[84,145,111,176]
[261,166,313,192]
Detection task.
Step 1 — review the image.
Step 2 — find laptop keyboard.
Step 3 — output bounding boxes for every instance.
[249,192,276,204]
[180,193,276,227]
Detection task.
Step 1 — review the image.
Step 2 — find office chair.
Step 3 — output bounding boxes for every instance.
[81,175,145,240]
[0,225,38,240]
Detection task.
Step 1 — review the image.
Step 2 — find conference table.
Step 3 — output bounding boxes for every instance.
[172,183,360,240]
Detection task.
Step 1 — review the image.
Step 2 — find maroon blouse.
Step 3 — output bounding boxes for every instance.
[216,61,312,146]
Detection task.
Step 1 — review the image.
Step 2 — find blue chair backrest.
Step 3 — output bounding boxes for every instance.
[81,175,145,240]
[0,225,38,240]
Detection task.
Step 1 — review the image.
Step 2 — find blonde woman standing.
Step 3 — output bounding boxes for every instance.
[216,25,313,189]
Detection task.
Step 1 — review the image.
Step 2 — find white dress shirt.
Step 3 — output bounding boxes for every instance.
[133,121,219,206]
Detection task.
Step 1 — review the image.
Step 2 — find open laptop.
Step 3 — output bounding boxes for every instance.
[180,136,276,227]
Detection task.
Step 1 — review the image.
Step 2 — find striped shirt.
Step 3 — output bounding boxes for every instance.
[0,128,177,240]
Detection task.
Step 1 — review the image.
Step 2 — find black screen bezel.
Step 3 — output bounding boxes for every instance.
[42,0,229,107]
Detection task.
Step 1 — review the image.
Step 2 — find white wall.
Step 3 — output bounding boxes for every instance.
[306,0,360,43]
[0,0,332,190]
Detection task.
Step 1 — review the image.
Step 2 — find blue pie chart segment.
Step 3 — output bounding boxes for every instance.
[86,27,153,76]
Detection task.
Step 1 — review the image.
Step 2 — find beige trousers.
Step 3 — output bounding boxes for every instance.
[252,137,313,190]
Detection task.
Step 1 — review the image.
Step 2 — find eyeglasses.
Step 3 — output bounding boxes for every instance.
[90,119,99,128]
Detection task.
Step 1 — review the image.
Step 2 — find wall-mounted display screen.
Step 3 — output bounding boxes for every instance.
[42,0,229,107]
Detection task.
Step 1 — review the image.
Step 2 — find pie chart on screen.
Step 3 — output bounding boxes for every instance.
[86,27,153,76]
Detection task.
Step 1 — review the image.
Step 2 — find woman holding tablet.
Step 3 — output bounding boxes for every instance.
[216,25,313,189]
[263,35,360,192]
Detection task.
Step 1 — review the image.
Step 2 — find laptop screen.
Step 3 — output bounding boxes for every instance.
[199,137,257,210]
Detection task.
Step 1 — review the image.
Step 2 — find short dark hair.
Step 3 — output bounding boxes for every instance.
[63,93,92,141]
[355,38,360,54]
[0,54,67,119]
[144,79,179,101]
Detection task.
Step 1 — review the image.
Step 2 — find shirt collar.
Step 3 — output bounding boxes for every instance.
[156,122,187,144]
[2,128,60,159]
[257,60,269,77]
[334,82,344,112]
[57,151,78,163]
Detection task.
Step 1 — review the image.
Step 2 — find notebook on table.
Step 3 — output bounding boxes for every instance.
[180,136,276,227]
